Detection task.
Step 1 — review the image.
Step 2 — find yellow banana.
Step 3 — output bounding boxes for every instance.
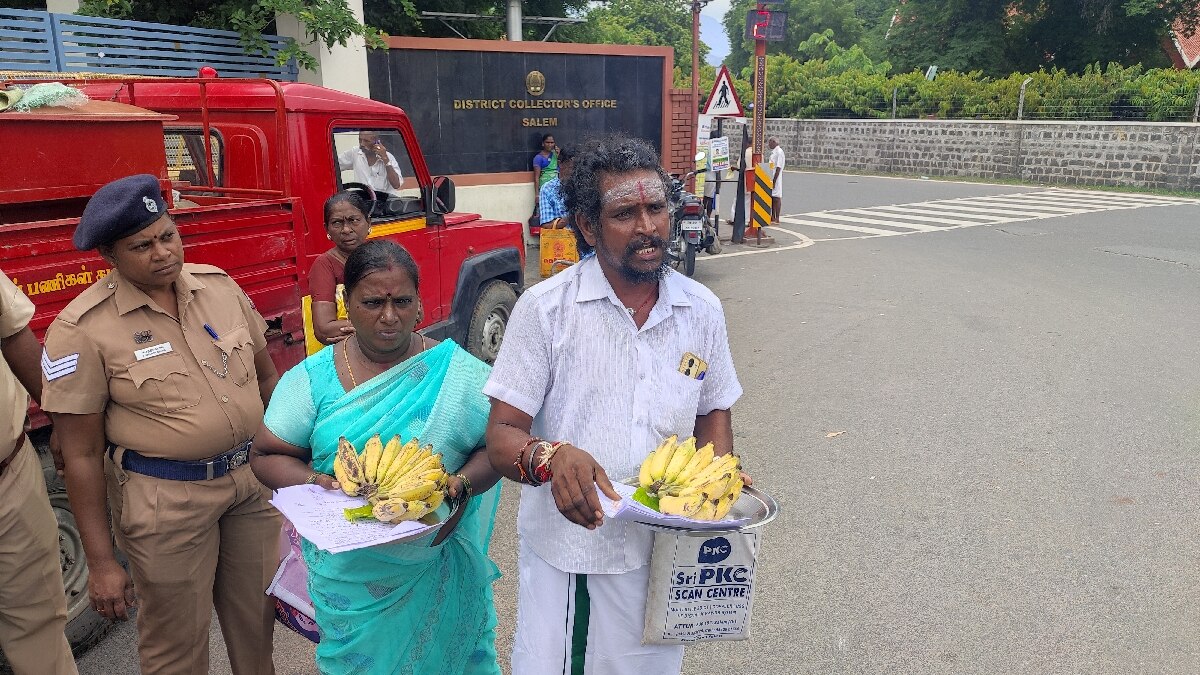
[334,437,365,496]
[663,437,697,483]
[668,471,733,498]
[713,479,743,519]
[361,434,384,484]
[638,453,655,489]
[673,442,714,485]
[392,444,433,477]
[659,493,706,518]
[694,498,718,521]
[382,479,439,502]
[372,498,417,523]
[374,435,403,484]
[683,452,737,489]
[646,435,678,483]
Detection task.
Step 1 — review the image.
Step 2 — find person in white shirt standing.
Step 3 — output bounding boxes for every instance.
[768,137,786,225]
[484,134,744,675]
[338,131,402,193]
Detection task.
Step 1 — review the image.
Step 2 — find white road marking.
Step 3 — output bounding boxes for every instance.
[694,184,1200,264]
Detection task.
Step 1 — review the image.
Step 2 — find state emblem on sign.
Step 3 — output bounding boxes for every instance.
[526,70,546,97]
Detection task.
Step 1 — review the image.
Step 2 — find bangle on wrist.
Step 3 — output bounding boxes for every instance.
[304,471,320,485]
[532,441,563,485]
[514,437,543,485]
[454,472,473,502]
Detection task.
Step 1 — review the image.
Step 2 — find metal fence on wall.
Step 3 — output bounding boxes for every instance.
[776,81,1200,123]
[0,8,297,80]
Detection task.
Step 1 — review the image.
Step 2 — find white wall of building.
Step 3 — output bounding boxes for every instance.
[275,0,370,98]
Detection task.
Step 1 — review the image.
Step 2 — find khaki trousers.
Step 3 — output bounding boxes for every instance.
[107,454,280,675]
[0,438,77,675]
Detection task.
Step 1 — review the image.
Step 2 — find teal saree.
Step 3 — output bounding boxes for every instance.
[265,341,501,675]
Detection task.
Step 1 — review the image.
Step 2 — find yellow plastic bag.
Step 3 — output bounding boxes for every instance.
[539,222,579,278]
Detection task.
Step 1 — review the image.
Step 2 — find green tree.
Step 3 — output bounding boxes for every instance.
[721,0,866,76]
[567,0,707,82]
[884,0,1014,77]
[1010,0,1200,72]
[886,0,1200,76]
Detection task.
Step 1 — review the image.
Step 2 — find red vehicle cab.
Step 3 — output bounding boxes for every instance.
[0,74,523,656]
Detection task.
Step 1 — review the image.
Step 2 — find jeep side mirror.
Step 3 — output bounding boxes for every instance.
[424,176,455,226]
[433,176,455,214]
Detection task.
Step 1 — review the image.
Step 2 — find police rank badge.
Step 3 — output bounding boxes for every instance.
[133,330,153,344]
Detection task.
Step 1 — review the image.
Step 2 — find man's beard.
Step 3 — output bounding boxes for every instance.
[598,230,669,285]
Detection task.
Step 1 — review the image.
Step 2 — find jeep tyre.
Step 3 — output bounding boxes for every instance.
[465,280,517,364]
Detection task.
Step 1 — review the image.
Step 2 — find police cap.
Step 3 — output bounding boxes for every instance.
[74,174,168,250]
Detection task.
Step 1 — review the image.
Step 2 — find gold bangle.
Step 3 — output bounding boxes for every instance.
[304,472,320,485]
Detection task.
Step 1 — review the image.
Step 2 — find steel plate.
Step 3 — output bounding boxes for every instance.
[619,478,779,536]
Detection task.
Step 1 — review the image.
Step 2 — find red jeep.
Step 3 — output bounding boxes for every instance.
[0,74,524,655]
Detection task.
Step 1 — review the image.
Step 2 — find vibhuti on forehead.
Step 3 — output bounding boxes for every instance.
[600,177,666,208]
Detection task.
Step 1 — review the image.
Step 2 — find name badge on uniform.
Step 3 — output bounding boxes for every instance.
[678,352,708,381]
[134,342,173,361]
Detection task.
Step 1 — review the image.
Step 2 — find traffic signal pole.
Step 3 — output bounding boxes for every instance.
[749,1,768,242]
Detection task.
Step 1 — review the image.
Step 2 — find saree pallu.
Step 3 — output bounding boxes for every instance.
[298,341,501,675]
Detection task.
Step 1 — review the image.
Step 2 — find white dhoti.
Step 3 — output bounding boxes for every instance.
[511,539,684,675]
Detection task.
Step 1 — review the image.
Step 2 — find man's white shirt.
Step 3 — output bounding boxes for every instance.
[483,256,742,574]
[769,145,785,196]
[338,148,402,192]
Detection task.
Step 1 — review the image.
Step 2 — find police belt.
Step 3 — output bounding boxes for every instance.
[108,439,252,481]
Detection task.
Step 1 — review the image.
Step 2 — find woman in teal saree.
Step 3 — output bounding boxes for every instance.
[251,240,503,674]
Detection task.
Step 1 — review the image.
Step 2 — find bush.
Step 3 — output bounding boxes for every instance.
[753,44,1200,121]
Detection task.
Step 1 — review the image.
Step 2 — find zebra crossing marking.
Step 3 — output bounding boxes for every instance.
[777,188,1198,240]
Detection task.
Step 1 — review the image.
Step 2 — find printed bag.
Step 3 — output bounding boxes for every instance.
[643,530,761,645]
[539,222,578,278]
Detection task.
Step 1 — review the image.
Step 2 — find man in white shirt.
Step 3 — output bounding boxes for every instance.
[768,137,786,225]
[338,131,402,192]
[484,134,743,675]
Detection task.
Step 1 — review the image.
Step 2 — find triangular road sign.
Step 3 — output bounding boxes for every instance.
[702,65,745,117]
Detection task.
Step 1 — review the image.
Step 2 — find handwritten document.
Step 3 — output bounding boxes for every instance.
[270,485,434,553]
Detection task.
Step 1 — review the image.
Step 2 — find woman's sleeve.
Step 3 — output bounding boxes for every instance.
[532,154,549,171]
[309,255,336,303]
[263,362,318,448]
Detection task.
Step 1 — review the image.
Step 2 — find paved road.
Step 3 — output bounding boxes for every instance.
[78,172,1200,673]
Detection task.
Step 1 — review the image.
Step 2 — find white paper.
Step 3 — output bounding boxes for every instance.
[269,485,433,554]
[602,482,751,530]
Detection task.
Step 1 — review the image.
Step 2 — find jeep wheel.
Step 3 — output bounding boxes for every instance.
[466,280,517,364]
[46,473,113,658]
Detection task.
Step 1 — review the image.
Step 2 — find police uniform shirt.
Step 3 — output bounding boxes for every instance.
[0,273,35,450]
[41,264,268,460]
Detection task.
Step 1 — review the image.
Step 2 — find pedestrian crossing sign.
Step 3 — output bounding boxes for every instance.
[703,65,745,118]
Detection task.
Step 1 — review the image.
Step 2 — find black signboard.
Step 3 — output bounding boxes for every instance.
[367,49,666,176]
[743,9,788,41]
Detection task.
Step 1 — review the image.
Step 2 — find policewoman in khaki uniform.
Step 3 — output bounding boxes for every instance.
[41,175,281,675]
[0,271,77,675]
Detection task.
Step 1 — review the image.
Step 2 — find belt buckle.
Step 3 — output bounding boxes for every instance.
[229,448,249,469]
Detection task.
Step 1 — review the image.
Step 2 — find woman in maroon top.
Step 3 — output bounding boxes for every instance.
[310,192,372,344]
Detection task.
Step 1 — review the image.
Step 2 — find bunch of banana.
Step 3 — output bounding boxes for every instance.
[636,435,743,521]
[334,434,449,523]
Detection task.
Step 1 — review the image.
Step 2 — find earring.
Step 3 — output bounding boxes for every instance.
[416,302,424,324]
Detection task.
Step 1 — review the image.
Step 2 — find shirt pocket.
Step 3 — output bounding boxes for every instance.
[126,353,201,413]
[215,325,255,387]
[658,369,705,437]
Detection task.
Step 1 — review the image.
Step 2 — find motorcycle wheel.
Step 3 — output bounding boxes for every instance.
[683,242,696,276]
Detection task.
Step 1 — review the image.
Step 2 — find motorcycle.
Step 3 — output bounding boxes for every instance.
[667,169,721,277]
